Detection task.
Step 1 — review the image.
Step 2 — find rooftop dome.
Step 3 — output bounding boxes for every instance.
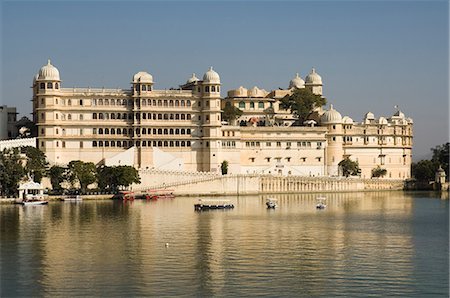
[305,68,322,85]
[38,59,60,81]
[342,116,354,124]
[186,73,199,84]
[203,67,220,84]
[364,112,375,120]
[133,71,153,83]
[320,104,342,124]
[289,73,305,89]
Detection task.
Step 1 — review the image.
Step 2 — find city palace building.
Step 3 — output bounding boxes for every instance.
[32,60,413,179]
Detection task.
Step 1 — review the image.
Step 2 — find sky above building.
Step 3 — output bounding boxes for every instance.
[1,0,448,160]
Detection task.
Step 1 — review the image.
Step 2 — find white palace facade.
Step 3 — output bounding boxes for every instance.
[32,60,413,179]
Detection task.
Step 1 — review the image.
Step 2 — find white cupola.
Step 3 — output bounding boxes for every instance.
[320,104,342,124]
[202,67,220,84]
[186,73,199,84]
[305,68,322,85]
[38,59,60,81]
[289,73,305,89]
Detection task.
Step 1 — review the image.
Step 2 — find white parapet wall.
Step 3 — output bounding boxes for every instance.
[0,137,36,151]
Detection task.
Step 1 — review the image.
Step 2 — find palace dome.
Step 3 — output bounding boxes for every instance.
[203,67,220,84]
[289,73,305,89]
[342,116,354,124]
[364,112,375,120]
[186,73,199,84]
[320,105,342,124]
[305,68,322,85]
[38,59,60,81]
[133,71,153,83]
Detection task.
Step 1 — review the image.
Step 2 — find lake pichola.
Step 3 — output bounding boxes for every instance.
[1,191,448,297]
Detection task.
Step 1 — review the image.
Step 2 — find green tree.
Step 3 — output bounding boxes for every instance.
[221,160,229,175]
[412,160,437,182]
[280,88,327,125]
[338,158,361,177]
[222,104,243,124]
[371,166,387,178]
[67,161,97,193]
[0,148,26,197]
[97,165,140,192]
[21,146,48,183]
[431,142,449,179]
[49,165,67,192]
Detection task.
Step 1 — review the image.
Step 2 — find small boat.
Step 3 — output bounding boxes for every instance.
[316,196,327,209]
[194,199,234,211]
[266,198,278,209]
[16,199,49,206]
[61,195,82,202]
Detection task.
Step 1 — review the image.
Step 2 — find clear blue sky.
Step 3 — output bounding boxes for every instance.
[1,0,448,160]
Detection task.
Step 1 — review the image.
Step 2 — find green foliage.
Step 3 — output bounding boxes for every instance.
[280,88,327,125]
[222,104,243,124]
[49,165,67,191]
[338,158,361,177]
[67,161,97,193]
[21,146,48,183]
[221,160,229,175]
[412,160,437,182]
[97,165,140,192]
[0,148,26,197]
[371,166,387,178]
[431,142,449,179]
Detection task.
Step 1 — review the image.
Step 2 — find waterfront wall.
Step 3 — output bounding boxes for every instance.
[134,169,405,195]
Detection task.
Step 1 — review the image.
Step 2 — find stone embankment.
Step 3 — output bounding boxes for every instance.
[133,169,406,196]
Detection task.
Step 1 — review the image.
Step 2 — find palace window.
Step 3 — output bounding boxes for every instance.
[250,102,255,109]
[258,102,264,109]
[239,101,245,109]
[47,82,53,89]
[40,83,45,89]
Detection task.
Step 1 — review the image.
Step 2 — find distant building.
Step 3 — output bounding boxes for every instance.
[0,106,18,140]
[32,60,413,179]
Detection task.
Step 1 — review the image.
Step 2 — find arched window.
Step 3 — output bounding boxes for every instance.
[79,114,83,121]
[93,128,97,134]
[98,99,103,105]
[111,113,115,120]
[105,99,109,105]
[164,114,168,120]
[128,128,133,136]
[99,128,103,134]
[111,99,115,106]
[105,113,109,120]
[123,141,127,147]
[136,128,140,135]
[181,100,185,107]
[55,83,59,89]
[175,114,180,120]
[175,100,179,107]
[176,141,180,147]
[205,86,210,92]
[181,114,186,120]
[123,128,127,135]
[169,141,174,147]
[99,113,104,120]
[170,114,174,120]
[128,113,133,120]
[68,99,72,106]
[217,86,220,92]
[117,113,121,119]
[123,113,127,119]
[99,141,103,147]
[164,100,168,107]
[250,102,255,109]
[163,129,168,135]
[152,114,156,120]
[158,100,162,106]
[142,99,146,106]
[111,141,115,147]
[105,128,109,134]
[157,141,162,147]
[175,128,180,134]
[258,101,264,109]
[142,128,146,134]
[117,141,122,147]
[211,86,216,92]
[187,128,191,134]
[181,129,185,135]
[93,113,97,119]
[158,114,162,120]
[181,141,186,147]
[111,128,115,134]
[187,114,191,120]
[187,141,191,147]
[142,85,147,91]
[142,113,146,120]
[104,141,109,147]
[158,129,162,135]
[153,128,156,134]
[187,100,191,107]
[47,82,53,89]
[68,114,72,120]
[40,83,45,89]
[148,99,152,105]
[239,101,245,109]
[93,141,97,147]
[169,100,174,107]
[169,129,174,134]
[164,141,168,147]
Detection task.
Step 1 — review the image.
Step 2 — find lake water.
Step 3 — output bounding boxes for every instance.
[1,191,448,297]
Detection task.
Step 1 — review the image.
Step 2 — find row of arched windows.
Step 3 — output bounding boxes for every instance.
[92,112,192,121]
[92,98,192,107]
[92,140,191,148]
[39,82,59,90]
[93,127,192,136]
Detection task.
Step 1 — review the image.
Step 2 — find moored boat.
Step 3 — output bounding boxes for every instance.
[194,199,234,211]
